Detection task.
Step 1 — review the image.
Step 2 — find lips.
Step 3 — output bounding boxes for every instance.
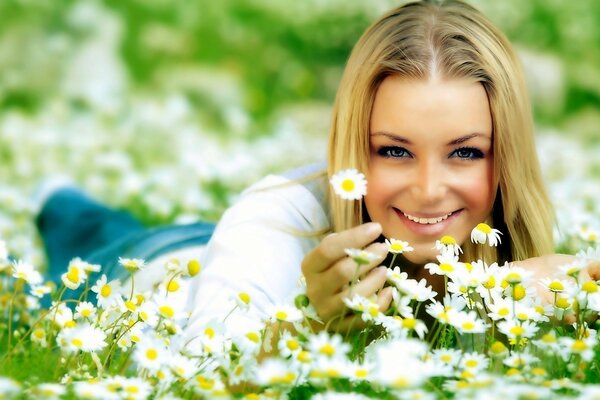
[393,208,463,237]
[401,211,454,225]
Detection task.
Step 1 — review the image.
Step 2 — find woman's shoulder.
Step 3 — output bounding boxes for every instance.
[220,162,330,231]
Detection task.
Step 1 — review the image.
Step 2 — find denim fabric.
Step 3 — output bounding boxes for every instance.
[36,188,215,301]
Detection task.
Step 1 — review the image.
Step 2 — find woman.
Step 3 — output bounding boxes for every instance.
[37,0,597,337]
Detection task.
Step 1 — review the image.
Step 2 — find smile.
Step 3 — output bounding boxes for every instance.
[401,211,455,225]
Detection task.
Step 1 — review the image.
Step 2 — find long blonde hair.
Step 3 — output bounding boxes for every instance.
[327,0,554,263]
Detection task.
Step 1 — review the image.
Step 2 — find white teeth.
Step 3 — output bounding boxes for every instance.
[402,211,453,225]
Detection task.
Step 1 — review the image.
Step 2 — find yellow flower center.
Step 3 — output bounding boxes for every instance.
[159,305,175,318]
[477,223,492,234]
[490,341,507,354]
[582,281,598,293]
[341,179,355,192]
[187,260,201,277]
[125,301,137,311]
[287,339,299,351]
[196,376,214,390]
[390,243,404,252]
[297,351,311,363]
[572,340,587,352]
[167,280,180,292]
[505,272,522,284]
[402,318,417,329]
[125,386,139,394]
[64,320,76,328]
[33,329,45,339]
[510,326,525,337]
[146,349,158,360]
[513,284,526,301]
[532,368,547,376]
[238,292,251,304]
[392,377,409,389]
[355,369,368,378]
[439,263,454,273]
[440,355,453,363]
[275,311,288,320]
[319,344,335,357]
[100,284,111,298]
[462,322,475,331]
[465,359,479,368]
[516,313,529,321]
[483,276,496,289]
[541,333,556,343]
[71,338,83,348]
[556,297,570,309]
[548,281,564,292]
[204,327,215,338]
[66,268,79,284]
[246,332,260,343]
[441,235,457,245]
[81,309,92,317]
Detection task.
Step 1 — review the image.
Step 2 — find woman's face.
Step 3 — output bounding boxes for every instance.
[365,75,496,264]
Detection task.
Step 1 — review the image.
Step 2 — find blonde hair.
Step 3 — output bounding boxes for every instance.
[327,0,554,263]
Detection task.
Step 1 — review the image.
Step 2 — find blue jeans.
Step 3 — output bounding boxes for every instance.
[36,188,215,301]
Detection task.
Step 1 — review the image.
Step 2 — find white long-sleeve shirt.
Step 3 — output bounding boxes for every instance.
[183,163,329,337]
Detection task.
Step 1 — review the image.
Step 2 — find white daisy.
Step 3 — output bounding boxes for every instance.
[267,304,303,323]
[330,169,367,200]
[470,223,502,246]
[90,274,122,309]
[434,235,463,256]
[385,238,413,254]
[60,260,87,290]
[30,383,66,399]
[11,260,42,286]
[308,331,350,361]
[30,284,52,298]
[424,253,461,277]
[133,334,169,373]
[344,248,379,266]
[57,323,107,353]
[74,301,97,320]
[118,257,146,273]
[497,320,539,341]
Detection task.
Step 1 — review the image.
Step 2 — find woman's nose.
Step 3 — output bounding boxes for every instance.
[411,159,447,204]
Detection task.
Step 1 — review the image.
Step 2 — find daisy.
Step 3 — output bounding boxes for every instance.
[119,377,152,400]
[344,248,379,266]
[424,253,461,277]
[133,334,169,373]
[385,238,413,254]
[497,320,539,341]
[434,235,463,256]
[118,257,146,273]
[169,354,199,380]
[267,304,303,323]
[90,274,122,309]
[254,359,297,386]
[61,260,87,290]
[11,260,42,285]
[74,301,96,320]
[330,169,367,200]
[459,352,489,374]
[503,352,539,369]
[394,278,437,302]
[449,310,488,334]
[31,383,66,399]
[233,291,251,310]
[558,259,588,280]
[470,223,502,246]
[30,284,52,298]
[31,328,48,347]
[432,348,463,368]
[308,331,350,361]
[559,334,597,362]
[277,330,303,358]
[57,323,107,353]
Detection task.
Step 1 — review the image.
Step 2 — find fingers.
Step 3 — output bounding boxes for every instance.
[587,260,600,281]
[337,267,388,303]
[302,222,382,275]
[320,242,389,293]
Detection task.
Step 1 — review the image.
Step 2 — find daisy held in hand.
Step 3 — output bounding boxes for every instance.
[330,169,367,201]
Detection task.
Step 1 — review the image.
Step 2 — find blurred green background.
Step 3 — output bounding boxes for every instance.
[0,0,599,262]
[1,0,599,135]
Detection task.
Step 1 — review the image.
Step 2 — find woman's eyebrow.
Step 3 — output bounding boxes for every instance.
[447,133,491,145]
[370,131,491,145]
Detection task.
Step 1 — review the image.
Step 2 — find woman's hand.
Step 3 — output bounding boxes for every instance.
[301,222,393,332]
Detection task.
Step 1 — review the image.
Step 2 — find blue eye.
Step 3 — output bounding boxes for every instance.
[451,147,484,160]
[377,146,411,158]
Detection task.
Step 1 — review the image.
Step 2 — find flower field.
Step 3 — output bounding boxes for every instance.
[1,0,600,398]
